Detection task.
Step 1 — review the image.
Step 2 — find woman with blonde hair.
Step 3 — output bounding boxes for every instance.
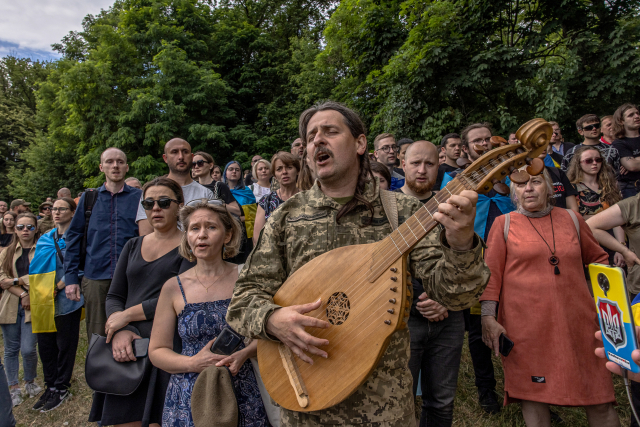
[481,170,619,427]
[250,158,272,203]
[149,201,267,427]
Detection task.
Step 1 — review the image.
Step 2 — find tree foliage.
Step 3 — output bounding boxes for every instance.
[5,0,640,204]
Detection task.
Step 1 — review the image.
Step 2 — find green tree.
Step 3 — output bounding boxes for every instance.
[0,56,50,201]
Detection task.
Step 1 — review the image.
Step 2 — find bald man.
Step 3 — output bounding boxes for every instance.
[57,187,72,199]
[396,140,467,426]
[399,140,439,203]
[136,138,225,235]
[64,146,142,340]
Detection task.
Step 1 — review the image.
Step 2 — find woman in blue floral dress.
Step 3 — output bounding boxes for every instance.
[149,201,268,427]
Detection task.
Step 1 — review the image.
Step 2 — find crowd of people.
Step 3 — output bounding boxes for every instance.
[0,100,640,427]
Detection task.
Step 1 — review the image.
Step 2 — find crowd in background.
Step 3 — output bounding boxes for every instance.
[0,101,639,427]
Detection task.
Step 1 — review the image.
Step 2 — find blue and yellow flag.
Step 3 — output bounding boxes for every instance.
[29,230,61,333]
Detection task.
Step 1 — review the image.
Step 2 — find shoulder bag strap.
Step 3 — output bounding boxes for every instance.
[53,234,64,263]
[565,208,581,244]
[503,213,511,242]
[379,190,399,230]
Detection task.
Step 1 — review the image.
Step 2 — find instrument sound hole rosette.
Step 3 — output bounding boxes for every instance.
[326,292,350,325]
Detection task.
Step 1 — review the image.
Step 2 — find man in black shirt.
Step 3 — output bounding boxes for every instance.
[396,140,466,426]
[435,133,462,189]
[612,103,640,198]
[561,114,620,175]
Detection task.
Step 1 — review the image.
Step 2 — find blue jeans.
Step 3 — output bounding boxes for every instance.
[0,305,38,386]
[408,310,465,427]
[0,363,15,427]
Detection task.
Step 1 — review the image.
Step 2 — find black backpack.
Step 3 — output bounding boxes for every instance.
[79,188,99,270]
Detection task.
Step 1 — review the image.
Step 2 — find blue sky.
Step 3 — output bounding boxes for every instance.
[0,0,115,61]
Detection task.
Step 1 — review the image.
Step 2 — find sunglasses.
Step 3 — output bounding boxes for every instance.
[552,131,561,136]
[186,198,224,207]
[580,123,601,131]
[42,207,51,211]
[581,157,603,165]
[192,160,210,168]
[15,224,36,231]
[141,197,179,210]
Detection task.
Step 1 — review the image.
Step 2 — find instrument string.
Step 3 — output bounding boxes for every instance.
[294,180,470,377]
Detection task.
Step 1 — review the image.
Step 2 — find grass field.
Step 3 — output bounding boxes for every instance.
[0,323,634,426]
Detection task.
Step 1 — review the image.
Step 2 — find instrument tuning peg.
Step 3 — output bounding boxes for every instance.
[510,170,531,184]
[525,157,545,176]
[456,158,472,169]
[473,144,487,154]
[490,136,507,148]
[492,179,510,196]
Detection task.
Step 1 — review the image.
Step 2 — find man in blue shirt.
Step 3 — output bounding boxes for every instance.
[63,148,142,340]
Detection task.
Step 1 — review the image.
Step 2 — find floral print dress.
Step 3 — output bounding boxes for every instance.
[162,276,268,427]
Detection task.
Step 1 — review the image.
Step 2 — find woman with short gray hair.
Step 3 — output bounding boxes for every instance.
[480,171,619,426]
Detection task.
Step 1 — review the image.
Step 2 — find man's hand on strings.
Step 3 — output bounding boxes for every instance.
[433,189,478,251]
[266,299,330,364]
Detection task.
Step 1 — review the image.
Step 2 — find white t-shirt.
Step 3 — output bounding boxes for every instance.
[136,180,214,223]
[251,184,271,203]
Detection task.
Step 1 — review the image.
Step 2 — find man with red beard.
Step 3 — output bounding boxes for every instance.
[397,140,467,426]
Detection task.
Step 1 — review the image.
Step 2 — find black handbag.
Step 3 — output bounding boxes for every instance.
[85,333,151,396]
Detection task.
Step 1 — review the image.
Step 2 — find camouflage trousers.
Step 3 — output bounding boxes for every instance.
[280,409,414,427]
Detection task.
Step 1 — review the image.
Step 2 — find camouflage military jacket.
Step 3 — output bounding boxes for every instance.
[226,180,490,425]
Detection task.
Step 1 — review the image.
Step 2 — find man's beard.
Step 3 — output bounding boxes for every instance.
[169,163,190,176]
[406,176,434,195]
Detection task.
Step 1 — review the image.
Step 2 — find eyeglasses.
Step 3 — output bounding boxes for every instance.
[186,198,224,207]
[15,224,36,231]
[469,137,492,145]
[192,160,210,168]
[141,198,179,210]
[376,145,399,153]
[51,207,69,213]
[580,123,601,131]
[581,157,603,165]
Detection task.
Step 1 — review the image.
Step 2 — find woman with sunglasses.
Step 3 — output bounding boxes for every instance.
[30,198,82,412]
[567,146,625,266]
[89,177,194,427]
[0,211,17,249]
[0,213,42,407]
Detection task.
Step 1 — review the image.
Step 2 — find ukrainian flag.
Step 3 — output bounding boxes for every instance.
[29,229,60,333]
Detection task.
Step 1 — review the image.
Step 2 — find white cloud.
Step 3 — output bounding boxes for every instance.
[0,0,114,60]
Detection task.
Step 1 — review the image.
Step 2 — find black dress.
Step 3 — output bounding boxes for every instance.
[89,236,194,425]
[0,233,13,247]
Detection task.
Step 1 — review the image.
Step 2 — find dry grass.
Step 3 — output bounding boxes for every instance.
[0,326,634,426]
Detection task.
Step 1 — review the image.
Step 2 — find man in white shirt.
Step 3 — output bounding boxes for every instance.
[136,138,214,235]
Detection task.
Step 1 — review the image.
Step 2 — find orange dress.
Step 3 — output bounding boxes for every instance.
[481,208,616,406]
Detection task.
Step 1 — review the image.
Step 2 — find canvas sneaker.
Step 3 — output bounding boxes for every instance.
[24,381,43,398]
[41,389,71,412]
[32,388,54,411]
[10,388,23,407]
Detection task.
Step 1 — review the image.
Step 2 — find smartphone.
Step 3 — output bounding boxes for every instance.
[210,327,243,355]
[589,263,640,373]
[133,338,149,358]
[499,333,514,357]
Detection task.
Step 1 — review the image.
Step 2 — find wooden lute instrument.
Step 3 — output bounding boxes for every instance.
[257,119,552,412]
